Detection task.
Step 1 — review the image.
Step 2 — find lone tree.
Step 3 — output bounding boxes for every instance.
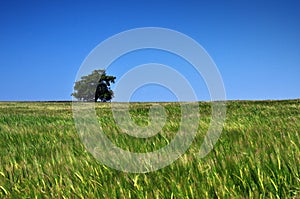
[72,69,116,102]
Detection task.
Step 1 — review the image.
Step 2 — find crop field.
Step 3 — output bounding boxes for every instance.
[0,100,299,198]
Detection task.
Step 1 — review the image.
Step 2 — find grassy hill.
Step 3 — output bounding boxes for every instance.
[0,100,299,198]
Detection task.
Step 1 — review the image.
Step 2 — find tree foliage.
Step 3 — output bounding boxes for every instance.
[71,69,116,102]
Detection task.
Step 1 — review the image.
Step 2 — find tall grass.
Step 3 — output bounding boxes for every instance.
[0,100,299,198]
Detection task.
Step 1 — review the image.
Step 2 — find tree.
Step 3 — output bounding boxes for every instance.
[72,69,116,102]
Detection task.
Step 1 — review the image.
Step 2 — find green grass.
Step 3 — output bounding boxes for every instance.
[0,100,299,198]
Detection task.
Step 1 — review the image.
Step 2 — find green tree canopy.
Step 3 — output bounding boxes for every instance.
[71,69,116,102]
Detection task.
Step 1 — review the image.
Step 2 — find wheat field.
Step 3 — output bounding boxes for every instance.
[0,100,299,198]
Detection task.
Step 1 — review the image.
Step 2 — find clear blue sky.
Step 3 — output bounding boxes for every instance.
[0,0,299,101]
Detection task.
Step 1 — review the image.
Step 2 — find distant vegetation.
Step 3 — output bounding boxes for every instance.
[72,69,116,102]
[0,100,299,198]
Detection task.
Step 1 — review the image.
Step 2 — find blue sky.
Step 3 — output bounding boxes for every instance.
[0,0,299,101]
